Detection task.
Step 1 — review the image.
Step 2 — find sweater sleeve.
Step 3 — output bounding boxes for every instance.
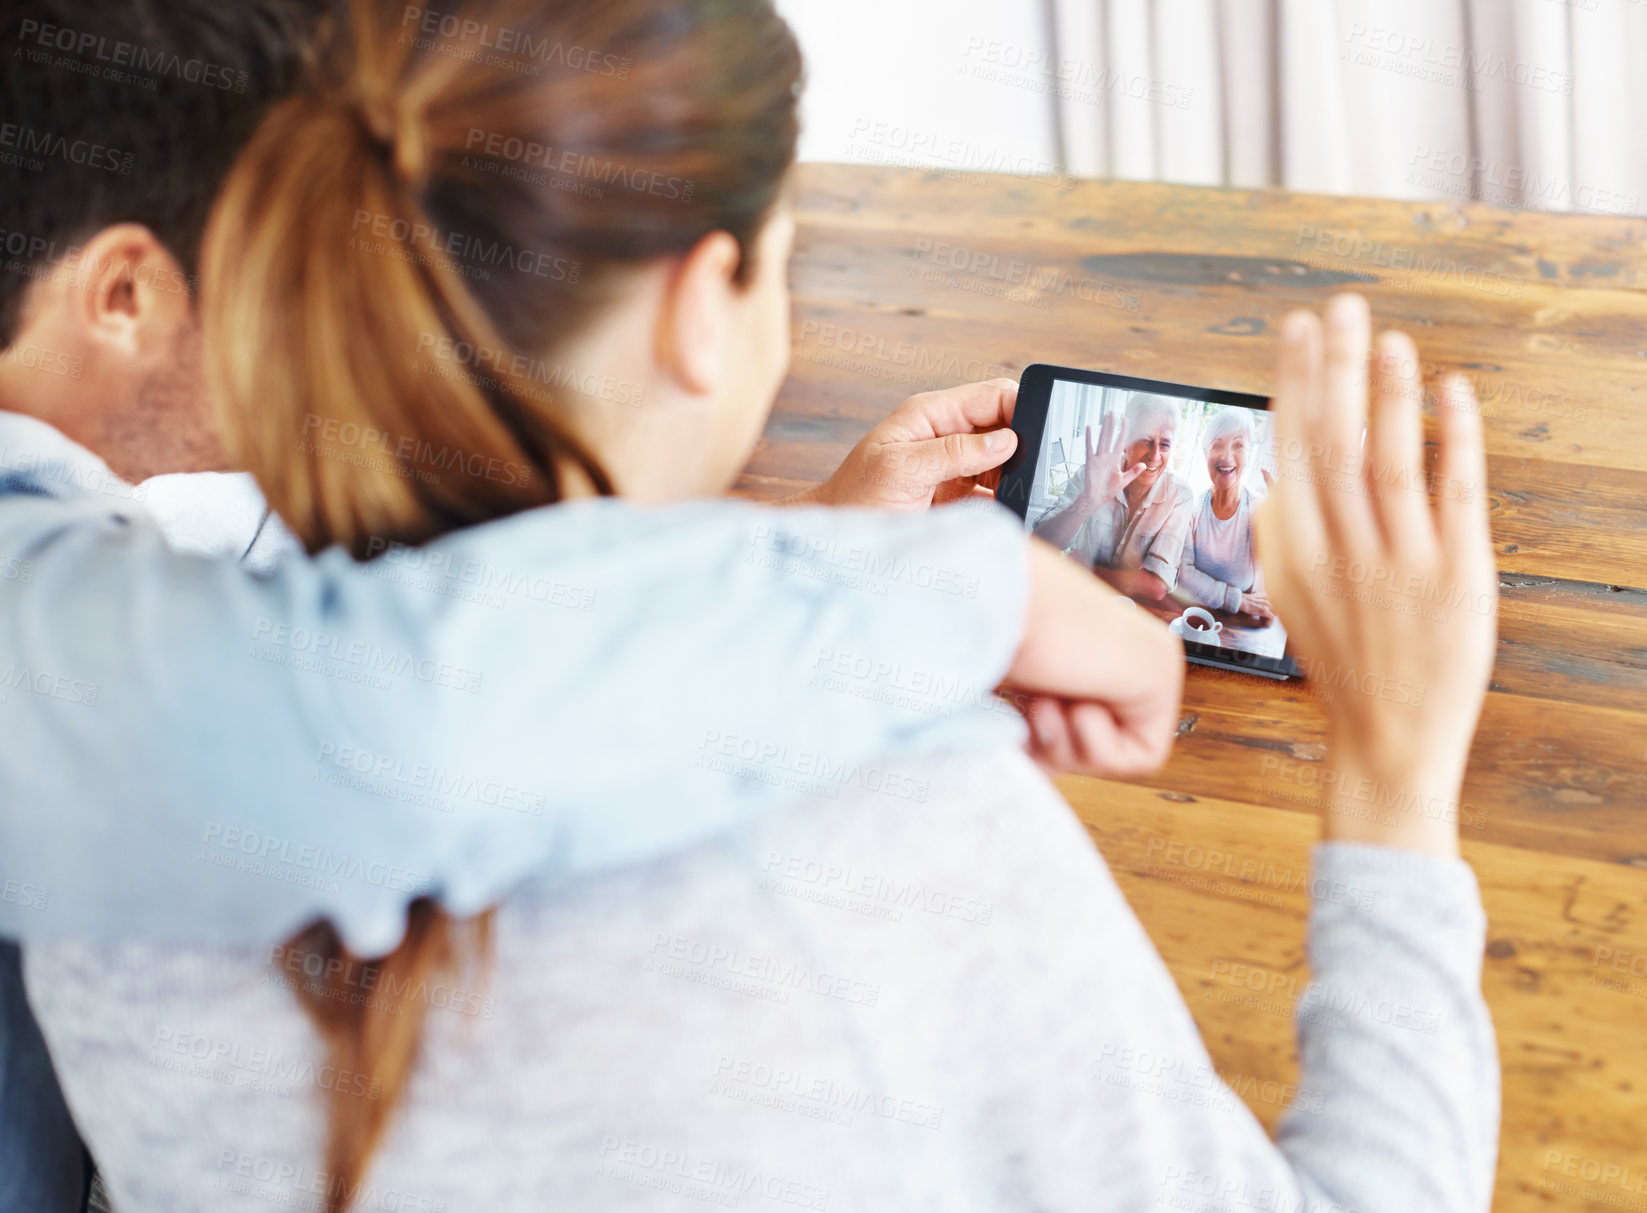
[1073,841,1500,1213]
[912,753,1500,1213]
[1175,555,1241,613]
[1273,843,1500,1212]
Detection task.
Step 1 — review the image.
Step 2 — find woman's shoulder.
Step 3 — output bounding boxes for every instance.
[504,743,1107,928]
[729,744,1115,917]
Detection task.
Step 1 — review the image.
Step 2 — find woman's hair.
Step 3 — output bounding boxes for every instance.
[203,0,802,559]
[1200,405,1255,458]
[201,1,802,1206]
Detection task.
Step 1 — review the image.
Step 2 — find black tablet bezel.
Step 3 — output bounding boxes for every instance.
[996,363,1301,682]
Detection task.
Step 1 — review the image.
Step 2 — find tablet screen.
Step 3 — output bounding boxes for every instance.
[1007,369,1294,674]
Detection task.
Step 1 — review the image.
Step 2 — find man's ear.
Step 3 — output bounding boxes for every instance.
[655,230,742,397]
[65,223,193,359]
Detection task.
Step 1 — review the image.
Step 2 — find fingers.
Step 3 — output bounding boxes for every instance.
[1252,503,1292,626]
[1435,375,1491,558]
[1096,402,1123,461]
[900,430,1018,489]
[1095,413,1118,466]
[1064,702,1128,773]
[1023,697,1166,779]
[1273,310,1321,456]
[1271,309,1328,561]
[1089,405,1140,496]
[1071,700,1171,775]
[848,379,1020,505]
[1366,331,1434,555]
[1025,696,1074,765]
[890,378,1018,441]
[1322,294,1370,463]
[1319,294,1380,553]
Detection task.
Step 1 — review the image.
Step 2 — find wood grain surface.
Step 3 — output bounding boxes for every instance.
[739,164,1647,1212]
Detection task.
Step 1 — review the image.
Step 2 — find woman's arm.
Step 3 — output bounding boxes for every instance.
[972,297,1498,1212]
[920,748,1496,1213]
[1252,295,1500,1204]
[1029,464,1097,550]
[1174,554,1240,612]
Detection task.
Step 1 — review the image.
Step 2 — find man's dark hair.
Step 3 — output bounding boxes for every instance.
[0,0,330,345]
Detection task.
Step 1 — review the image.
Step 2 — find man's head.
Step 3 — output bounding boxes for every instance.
[1121,393,1179,493]
[0,1,326,480]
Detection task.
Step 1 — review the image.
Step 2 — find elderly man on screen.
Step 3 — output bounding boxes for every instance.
[1176,405,1277,623]
[1031,393,1193,603]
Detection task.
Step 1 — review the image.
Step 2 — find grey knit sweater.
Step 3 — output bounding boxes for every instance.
[24,747,1498,1213]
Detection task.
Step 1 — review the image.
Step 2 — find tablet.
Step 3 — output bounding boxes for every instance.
[995,364,1300,681]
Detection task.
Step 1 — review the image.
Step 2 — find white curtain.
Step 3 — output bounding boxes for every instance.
[1050,0,1647,215]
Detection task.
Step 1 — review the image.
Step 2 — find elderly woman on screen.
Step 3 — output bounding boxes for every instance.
[1176,406,1275,622]
[1031,393,1193,603]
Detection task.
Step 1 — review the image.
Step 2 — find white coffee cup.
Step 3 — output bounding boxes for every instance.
[1170,606,1223,646]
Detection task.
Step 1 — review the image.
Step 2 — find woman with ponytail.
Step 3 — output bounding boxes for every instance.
[22,1,1500,1210]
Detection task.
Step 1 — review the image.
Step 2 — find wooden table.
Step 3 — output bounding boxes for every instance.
[739,163,1647,1212]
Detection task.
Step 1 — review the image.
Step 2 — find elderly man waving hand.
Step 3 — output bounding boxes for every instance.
[1032,393,1194,603]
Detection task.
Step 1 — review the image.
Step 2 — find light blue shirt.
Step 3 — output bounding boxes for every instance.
[0,412,1028,954]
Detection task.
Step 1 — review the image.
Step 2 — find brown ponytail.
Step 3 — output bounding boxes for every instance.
[280,903,491,1212]
[202,0,802,1206]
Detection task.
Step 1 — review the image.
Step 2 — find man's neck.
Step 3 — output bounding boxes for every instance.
[0,366,103,464]
[0,371,225,483]
[1123,474,1157,513]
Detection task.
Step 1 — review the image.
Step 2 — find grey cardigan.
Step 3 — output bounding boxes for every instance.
[25,747,1498,1213]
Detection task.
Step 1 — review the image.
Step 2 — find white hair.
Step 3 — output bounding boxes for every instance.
[1201,406,1256,457]
[1121,393,1181,447]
